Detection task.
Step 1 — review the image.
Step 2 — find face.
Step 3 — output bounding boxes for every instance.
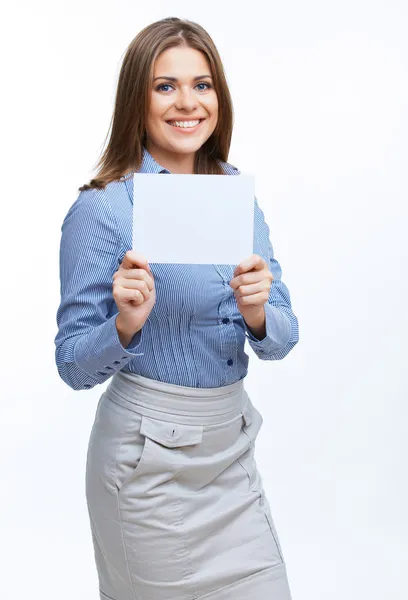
[145,46,219,163]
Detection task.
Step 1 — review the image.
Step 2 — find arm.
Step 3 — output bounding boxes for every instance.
[243,198,299,360]
[54,188,144,390]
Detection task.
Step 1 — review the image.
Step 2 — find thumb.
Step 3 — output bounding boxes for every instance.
[121,250,150,271]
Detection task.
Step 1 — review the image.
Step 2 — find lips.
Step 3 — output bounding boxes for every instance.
[165,118,206,134]
[166,119,205,128]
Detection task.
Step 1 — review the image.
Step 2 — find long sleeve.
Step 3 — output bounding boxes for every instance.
[243,198,299,360]
[54,188,144,390]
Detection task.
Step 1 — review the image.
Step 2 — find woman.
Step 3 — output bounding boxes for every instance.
[55,17,299,600]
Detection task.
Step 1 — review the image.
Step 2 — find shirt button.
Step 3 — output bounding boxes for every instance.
[222,318,230,324]
[227,359,233,366]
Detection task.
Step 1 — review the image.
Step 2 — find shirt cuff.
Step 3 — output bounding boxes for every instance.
[244,304,292,355]
[73,313,144,378]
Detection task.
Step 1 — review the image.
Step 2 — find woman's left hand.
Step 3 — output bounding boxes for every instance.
[229,254,273,334]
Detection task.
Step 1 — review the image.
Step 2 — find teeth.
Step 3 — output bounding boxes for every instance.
[168,120,201,128]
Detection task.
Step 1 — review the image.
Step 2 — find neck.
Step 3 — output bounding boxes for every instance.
[145,142,196,174]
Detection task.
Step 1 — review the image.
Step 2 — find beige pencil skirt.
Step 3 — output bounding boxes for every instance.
[85,370,292,600]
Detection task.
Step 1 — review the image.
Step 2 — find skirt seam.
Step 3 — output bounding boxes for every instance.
[237,445,285,563]
[115,488,137,600]
[171,477,200,599]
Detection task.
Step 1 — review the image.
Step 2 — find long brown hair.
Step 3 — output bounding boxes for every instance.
[79,17,234,191]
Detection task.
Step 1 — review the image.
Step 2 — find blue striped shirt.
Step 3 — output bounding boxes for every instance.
[55,148,299,390]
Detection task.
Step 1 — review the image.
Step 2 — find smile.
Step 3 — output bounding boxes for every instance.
[166,119,204,132]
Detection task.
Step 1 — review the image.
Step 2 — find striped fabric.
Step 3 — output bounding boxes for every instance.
[55,148,299,390]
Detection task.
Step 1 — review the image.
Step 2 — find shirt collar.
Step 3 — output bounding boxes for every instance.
[120,147,169,180]
[138,147,170,174]
[122,146,239,177]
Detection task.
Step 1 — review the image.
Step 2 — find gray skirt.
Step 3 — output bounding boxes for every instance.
[85,370,292,600]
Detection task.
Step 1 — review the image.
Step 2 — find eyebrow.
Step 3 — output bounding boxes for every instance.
[153,75,213,82]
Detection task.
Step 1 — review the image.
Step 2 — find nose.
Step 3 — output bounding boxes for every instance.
[174,86,197,112]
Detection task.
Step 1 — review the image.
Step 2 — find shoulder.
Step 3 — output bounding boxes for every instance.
[62,184,120,232]
[63,186,103,220]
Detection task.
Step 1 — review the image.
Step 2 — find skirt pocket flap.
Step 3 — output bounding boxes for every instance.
[140,416,203,448]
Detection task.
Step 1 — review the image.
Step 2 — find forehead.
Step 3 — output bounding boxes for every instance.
[154,46,211,76]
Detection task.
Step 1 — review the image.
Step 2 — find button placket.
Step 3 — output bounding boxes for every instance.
[213,265,238,378]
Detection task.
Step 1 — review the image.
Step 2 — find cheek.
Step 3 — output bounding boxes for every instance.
[205,94,219,120]
[147,95,172,126]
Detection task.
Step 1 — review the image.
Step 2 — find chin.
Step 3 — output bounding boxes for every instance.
[167,139,205,154]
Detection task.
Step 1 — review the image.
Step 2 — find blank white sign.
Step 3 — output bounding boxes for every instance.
[132,173,254,264]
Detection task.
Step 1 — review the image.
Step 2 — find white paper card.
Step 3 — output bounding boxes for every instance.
[132,173,254,264]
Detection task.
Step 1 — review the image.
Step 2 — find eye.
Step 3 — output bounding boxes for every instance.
[156,82,212,93]
[156,84,174,92]
[196,82,212,91]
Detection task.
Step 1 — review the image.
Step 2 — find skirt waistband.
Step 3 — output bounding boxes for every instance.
[104,371,248,426]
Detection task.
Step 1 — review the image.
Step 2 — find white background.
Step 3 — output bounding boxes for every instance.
[1,1,406,598]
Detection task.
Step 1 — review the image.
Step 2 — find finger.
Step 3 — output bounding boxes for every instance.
[119,269,154,291]
[234,281,269,298]
[114,279,150,301]
[234,254,264,277]
[120,250,151,272]
[236,291,267,306]
[116,288,145,305]
[229,270,267,290]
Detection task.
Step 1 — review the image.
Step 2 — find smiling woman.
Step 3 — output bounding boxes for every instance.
[144,46,220,173]
[56,15,298,600]
[78,18,234,190]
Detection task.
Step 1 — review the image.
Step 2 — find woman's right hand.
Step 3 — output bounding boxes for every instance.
[113,250,156,347]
